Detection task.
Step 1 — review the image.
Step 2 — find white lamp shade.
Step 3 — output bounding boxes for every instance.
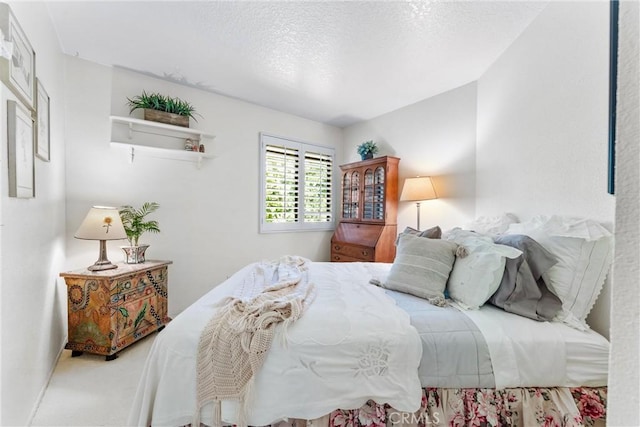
[400,176,437,202]
[74,206,127,240]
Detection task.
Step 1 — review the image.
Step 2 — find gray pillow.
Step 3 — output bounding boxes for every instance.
[384,233,457,300]
[395,225,442,245]
[490,234,562,321]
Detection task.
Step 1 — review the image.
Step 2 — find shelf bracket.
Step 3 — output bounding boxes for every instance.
[130,147,135,163]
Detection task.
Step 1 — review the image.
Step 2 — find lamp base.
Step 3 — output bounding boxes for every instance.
[88,261,118,271]
[87,240,118,271]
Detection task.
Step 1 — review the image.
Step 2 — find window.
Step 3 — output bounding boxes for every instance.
[260,133,335,233]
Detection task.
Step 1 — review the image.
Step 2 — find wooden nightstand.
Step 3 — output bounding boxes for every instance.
[60,260,172,361]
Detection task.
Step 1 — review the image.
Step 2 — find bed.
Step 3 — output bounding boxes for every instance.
[128,215,611,427]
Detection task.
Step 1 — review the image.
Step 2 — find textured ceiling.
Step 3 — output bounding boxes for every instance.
[46,1,548,127]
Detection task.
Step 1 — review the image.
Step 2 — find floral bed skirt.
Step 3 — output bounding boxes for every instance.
[187,386,606,427]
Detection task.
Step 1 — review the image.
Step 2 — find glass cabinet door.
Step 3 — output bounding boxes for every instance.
[363,169,374,220]
[341,171,360,219]
[350,171,360,219]
[341,172,351,218]
[340,162,388,222]
[373,166,385,220]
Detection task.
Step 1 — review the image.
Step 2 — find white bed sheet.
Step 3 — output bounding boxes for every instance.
[462,304,607,388]
[365,262,609,388]
[560,322,610,387]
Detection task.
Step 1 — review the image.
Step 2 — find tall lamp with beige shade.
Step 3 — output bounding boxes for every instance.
[399,176,437,230]
[74,206,128,271]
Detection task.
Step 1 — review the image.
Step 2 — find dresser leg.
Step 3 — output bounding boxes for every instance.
[71,350,83,357]
[105,354,118,361]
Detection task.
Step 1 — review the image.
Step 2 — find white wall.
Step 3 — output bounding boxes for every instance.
[343,83,477,232]
[475,1,615,336]
[608,1,640,424]
[64,61,343,316]
[0,3,67,426]
[476,1,613,223]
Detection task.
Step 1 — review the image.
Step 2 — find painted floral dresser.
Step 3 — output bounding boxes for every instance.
[60,260,172,361]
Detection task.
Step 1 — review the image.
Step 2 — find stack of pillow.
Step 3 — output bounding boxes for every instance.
[383,213,613,328]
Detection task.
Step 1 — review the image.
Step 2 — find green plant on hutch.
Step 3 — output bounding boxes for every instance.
[127,91,200,127]
[119,202,161,264]
[356,140,378,160]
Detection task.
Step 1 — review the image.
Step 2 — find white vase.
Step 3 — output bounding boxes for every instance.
[120,244,150,264]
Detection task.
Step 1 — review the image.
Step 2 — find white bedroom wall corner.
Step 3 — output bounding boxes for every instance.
[343,82,478,232]
[608,0,640,425]
[1,2,67,426]
[476,0,614,223]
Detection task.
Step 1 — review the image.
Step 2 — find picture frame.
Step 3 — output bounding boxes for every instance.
[35,78,50,161]
[7,100,35,198]
[607,0,619,195]
[0,4,36,111]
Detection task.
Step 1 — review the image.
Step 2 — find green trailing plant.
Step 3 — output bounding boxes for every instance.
[357,140,378,159]
[127,91,200,121]
[119,202,161,247]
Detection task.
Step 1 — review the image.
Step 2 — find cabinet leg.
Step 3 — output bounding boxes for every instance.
[105,354,118,361]
[71,350,83,357]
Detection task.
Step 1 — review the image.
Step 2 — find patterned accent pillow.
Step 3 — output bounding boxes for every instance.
[384,233,457,301]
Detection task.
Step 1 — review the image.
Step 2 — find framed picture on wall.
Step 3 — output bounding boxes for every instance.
[35,78,50,161]
[7,100,35,198]
[0,4,36,111]
[607,0,619,195]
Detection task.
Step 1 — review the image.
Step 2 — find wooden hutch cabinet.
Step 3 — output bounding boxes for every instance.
[331,156,400,263]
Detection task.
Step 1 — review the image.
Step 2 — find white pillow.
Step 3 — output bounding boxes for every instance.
[464,213,519,236]
[444,229,522,309]
[507,215,613,321]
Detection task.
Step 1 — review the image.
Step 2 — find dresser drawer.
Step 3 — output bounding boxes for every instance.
[116,292,159,351]
[331,243,375,261]
[113,267,168,303]
[331,253,368,262]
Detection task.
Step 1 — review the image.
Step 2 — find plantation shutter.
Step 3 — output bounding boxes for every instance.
[260,133,335,232]
[304,151,333,223]
[264,145,300,223]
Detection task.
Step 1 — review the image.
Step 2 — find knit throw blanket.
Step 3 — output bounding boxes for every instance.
[195,256,316,427]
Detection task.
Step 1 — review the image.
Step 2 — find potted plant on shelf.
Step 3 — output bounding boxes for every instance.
[357,140,379,160]
[119,202,161,264]
[127,91,200,128]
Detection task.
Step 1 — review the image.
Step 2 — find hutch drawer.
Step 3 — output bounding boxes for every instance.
[331,243,375,261]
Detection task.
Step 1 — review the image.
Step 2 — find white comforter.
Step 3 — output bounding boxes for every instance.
[128,261,423,427]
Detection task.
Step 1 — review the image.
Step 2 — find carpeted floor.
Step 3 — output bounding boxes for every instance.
[30,333,156,426]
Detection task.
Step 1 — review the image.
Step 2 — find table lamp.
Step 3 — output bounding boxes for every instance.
[74,206,128,271]
[399,176,437,230]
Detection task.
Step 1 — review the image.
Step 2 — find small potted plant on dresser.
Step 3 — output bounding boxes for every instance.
[127,91,200,128]
[119,202,161,263]
[357,140,378,160]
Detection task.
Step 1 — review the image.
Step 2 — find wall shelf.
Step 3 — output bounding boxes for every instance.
[109,115,216,168]
[110,142,215,168]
